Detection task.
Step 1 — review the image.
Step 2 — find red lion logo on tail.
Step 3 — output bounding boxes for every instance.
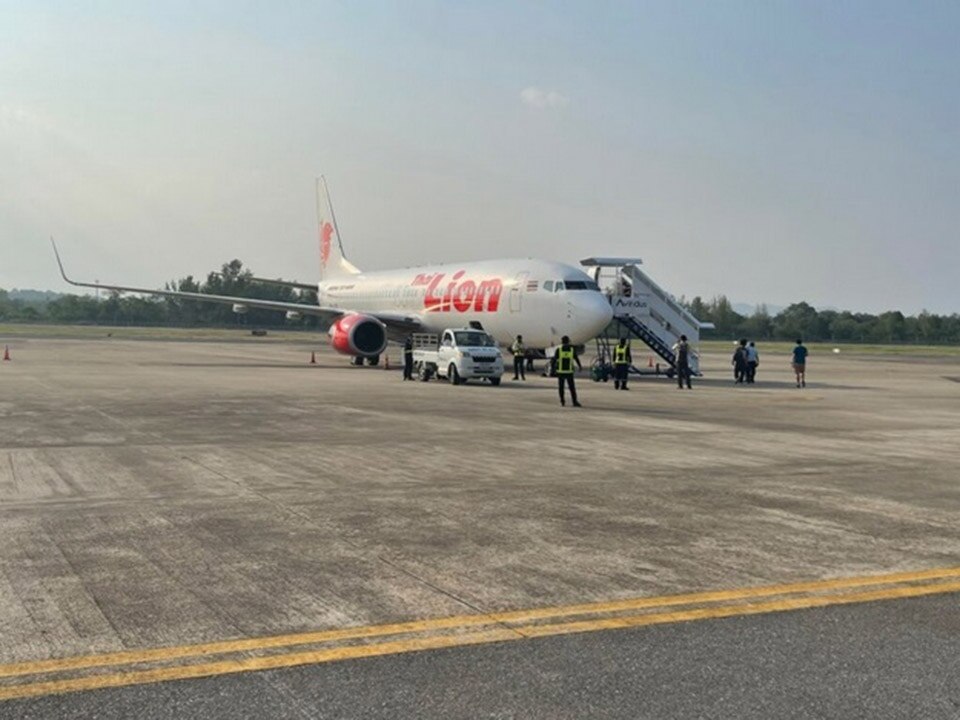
[320,221,333,267]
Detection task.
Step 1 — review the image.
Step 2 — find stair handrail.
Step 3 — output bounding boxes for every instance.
[625,264,706,330]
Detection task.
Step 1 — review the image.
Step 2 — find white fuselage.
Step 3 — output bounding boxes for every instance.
[318,258,613,347]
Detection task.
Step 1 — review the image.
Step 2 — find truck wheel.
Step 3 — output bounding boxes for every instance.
[489,377,501,386]
[448,364,461,386]
[418,363,431,382]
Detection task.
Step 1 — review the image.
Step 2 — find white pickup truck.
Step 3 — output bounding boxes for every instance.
[412,329,504,385]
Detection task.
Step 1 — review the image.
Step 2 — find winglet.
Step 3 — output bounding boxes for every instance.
[50,237,75,286]
[50,237,97,289]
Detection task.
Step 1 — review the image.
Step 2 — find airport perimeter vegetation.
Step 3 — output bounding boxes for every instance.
[3,255,960,344]
[2,322,960,359]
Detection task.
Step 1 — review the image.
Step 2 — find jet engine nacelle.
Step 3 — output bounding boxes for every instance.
[328,313,388,357]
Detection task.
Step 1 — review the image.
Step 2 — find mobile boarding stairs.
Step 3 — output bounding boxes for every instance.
[581,258,714,380]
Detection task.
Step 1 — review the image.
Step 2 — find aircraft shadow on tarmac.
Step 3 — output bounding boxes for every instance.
[136,362,874,391]
[146,362,340,369]
[676,377,873,391]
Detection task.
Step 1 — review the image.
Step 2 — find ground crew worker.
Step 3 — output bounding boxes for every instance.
[673,334,694,389]
[402,336,414,380]
[510,334,526,381]
[613,338,631,390]
[552,335,583,407]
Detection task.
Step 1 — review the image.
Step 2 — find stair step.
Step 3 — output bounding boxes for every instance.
[613,315,676,367]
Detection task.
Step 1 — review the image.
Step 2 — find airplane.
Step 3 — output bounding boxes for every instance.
[52,178,614,364]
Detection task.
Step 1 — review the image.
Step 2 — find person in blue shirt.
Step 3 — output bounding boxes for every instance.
[792,339,808,388]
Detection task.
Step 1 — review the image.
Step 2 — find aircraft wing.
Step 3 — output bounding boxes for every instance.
[51,240,422,335]
[368,312,424,340]
[220,273,317,293]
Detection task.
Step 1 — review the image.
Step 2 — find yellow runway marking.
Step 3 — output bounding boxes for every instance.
[515,578,960,638]
[0,567,958,702]
[0,629,519,703]
[2,565,957,681]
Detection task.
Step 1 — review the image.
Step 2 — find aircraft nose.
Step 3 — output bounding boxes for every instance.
[585,293,614,336]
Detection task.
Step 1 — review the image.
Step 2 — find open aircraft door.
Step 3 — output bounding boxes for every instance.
[509,272,528,313]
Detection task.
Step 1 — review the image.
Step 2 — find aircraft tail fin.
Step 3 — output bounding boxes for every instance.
[316,176,361,282]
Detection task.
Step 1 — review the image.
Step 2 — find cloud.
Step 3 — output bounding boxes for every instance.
[520,86,569,109]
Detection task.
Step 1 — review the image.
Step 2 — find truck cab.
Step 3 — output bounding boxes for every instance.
[412,328,505,385]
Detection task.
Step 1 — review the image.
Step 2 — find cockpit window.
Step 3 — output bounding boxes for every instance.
[542,280,553,292]
[554,281,564,292]
[564,280,601,291]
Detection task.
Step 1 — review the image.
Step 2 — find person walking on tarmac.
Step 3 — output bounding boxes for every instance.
[745,341,759,383]
[510,335,526,381]
[613,338,632,390]
[732,339,748,383]
[553,336,583,407]
[673,334,694,389]
[402,336,414,380]
[792,338,808,388]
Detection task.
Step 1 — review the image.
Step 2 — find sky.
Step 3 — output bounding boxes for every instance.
[1,1,958,314]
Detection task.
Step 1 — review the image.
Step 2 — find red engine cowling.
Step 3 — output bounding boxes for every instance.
[328,313,388,357]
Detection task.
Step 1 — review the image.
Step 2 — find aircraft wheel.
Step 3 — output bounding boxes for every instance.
[367,354,380,366]
[352,356,364,366]
[489,377,501,386]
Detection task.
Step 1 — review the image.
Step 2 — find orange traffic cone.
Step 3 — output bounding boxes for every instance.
[647,356,654,368]
[309,351,316,365]
[2,345,9,361]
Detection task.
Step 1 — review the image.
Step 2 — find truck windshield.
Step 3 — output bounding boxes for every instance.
[454,331,496,347]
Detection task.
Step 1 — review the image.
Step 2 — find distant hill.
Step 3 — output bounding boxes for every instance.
[7,289,63,304]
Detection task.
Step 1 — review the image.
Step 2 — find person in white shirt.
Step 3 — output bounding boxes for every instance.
[672,335,696,389]
[745,341,759,384]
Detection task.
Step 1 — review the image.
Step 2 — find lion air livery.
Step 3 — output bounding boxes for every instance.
[52,178,614,360]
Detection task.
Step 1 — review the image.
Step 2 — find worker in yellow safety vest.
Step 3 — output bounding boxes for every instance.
[613,338,632,390]
[552,335,583,407]
[510,335,526,381]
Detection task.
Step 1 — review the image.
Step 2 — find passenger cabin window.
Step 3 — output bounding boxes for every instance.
[543,281,553,292]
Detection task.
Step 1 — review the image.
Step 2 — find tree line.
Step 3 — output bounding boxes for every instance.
[2,260,958,344]
[0,260,321,329]
[682,296,960,344]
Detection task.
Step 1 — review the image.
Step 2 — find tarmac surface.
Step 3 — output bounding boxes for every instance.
[4,593,958,720]
[0,335,958,717]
